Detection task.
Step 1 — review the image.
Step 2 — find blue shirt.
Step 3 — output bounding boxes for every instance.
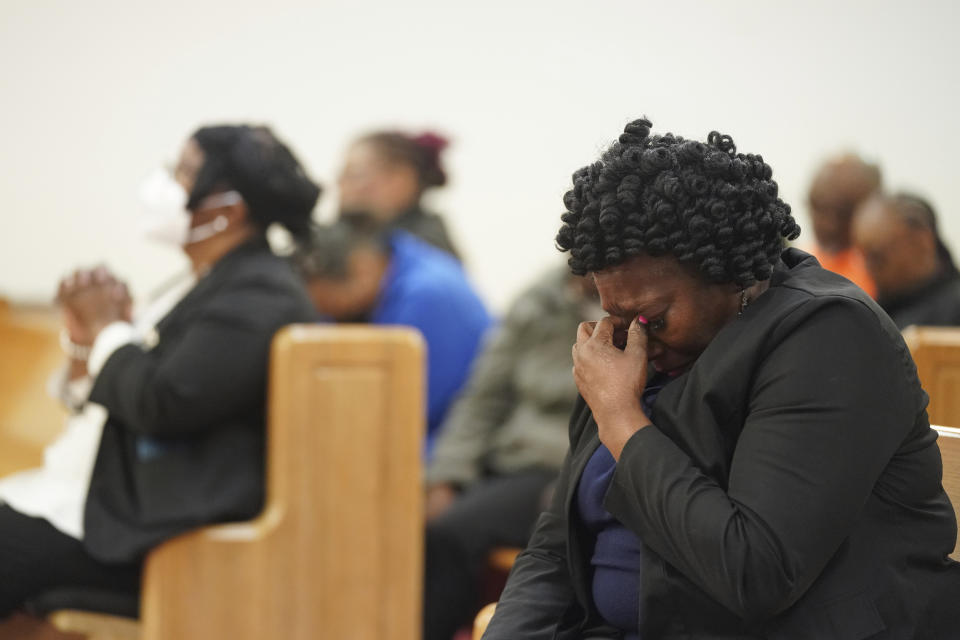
[578,444,643,638]
[371,232,493,455]
[576,375,668,639]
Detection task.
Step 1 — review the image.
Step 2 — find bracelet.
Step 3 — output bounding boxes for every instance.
[59,329,93,361]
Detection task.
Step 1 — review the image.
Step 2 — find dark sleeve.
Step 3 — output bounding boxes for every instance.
[482,402,589,639]
[88,279,300,437]
[604,302,918,622]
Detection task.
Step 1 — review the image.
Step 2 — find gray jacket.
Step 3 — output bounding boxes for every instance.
[427,266,597,487]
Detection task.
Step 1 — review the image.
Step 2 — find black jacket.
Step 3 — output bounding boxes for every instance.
[485,249,960,639]
[877,270,960,330]
[83,239,317,563]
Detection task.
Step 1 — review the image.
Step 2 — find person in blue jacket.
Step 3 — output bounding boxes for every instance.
[293,221,493,455]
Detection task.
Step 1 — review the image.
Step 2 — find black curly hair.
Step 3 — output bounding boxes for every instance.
[556,118,800,287]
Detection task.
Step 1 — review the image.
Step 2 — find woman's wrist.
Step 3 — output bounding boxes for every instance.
[597,406,652,460]
[67,357,89,381]
[59,329,93,361]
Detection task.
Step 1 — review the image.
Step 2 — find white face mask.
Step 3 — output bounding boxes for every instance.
[138,168,243,246]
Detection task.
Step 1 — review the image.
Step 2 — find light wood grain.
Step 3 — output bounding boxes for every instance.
[933,425,960,561]
[0,302,67,476]
[47,610,140,640]
[472,602,496,640]
[137,325,425,640]
[903,326,960,427]
[488,547,520,573]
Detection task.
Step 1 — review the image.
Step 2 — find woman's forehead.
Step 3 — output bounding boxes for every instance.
[177,139,205,175]
[593,253,715,311]
[593,254,688,286]
[173,139,205,192]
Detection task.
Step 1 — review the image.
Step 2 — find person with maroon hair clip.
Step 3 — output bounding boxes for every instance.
[337,129,461,259]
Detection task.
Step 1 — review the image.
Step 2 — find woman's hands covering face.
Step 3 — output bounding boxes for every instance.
[572,316,652,460]
[56,266,133,346]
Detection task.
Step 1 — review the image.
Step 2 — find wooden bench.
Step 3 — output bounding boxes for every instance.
[0,301,66,476]
[51,325,425,640]
[903,326,960,427]
[933,425,960,561]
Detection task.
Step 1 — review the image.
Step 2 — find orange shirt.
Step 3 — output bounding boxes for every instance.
[807,245,877,299]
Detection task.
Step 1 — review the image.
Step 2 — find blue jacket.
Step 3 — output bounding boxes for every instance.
[371,232,493,454]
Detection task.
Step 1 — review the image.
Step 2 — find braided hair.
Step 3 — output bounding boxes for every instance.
[556,118,800,287]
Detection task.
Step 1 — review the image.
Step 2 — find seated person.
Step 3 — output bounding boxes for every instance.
[853,192,960,329]
[337,130,461,259]
[484,118,960,639]
[293,222,492,454]
[0,124,320,619]
[806,153,882,297]
[424,266,601,640]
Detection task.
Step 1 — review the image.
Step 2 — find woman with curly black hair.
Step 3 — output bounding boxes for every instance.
[482,119,960,639]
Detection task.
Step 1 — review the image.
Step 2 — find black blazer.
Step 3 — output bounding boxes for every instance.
[485,249,960,640]
[83,239,317,563]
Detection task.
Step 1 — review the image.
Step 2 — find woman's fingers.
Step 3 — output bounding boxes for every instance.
[591,317,615,342]
[76,269,92,288]
[576,320,597,343]
[625,315,649,359]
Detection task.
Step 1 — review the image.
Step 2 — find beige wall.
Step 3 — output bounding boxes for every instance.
[1,0,958,311]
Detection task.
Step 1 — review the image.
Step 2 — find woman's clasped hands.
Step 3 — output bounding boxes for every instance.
[56,266,133,347]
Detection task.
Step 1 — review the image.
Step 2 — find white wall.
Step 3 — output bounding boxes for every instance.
[2,0,958,311]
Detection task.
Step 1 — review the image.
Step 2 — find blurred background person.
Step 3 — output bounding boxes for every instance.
[0,125,320,620]
[337,130,461,259]
[806,153,882,297]
[853,192,960,329]
[423,267,600,640]
[293,222,491,454]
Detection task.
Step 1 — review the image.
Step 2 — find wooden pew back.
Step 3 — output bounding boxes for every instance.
[0,302,66,475]
[903,326,960,427]
[933,425,960,561]
[139,325,425,640]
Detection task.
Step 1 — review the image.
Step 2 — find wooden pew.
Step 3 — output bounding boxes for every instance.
[903,326,960,427]
[0,301,66,476]
[488,547,520,573]
[933,425,960,561]
[51,325,425,640]
[472,602,497,640]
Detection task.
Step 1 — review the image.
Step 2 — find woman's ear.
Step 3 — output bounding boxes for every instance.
[223,200,250,227]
